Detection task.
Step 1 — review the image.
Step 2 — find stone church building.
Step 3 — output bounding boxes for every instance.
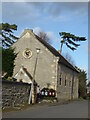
[12,29,79,102]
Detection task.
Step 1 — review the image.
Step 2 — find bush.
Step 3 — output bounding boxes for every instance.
[2,48,17,78]
[87,92,90,98]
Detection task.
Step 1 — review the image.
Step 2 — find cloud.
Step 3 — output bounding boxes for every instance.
[33,26,59,42]
[33,26,60,51]
[46,32,55,39]
[46,31,60,42]
[33,27,42,35]
[26,2,88,17]
[2,2,88,24]
[2,2,41,24]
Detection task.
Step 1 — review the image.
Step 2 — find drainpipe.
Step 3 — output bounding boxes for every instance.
[28,48,40,104]
[71,71,74,100]
[56,57,59,98]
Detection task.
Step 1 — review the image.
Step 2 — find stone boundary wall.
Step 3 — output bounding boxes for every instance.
[2,80,31,108]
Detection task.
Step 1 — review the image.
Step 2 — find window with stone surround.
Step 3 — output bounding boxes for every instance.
[69,81,71,87]
[59,73,62,85]
[60,78,61,85]
[65,76,66,86]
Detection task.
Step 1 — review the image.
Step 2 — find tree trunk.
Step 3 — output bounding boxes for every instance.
[60,42,63,54]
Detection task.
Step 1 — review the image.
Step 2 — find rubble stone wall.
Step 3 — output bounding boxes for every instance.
[2,80,31,108]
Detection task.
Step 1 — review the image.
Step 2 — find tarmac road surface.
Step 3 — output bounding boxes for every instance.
[3,100,89,118]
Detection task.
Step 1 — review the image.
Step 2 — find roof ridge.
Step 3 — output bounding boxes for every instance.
[35,34,60,56]
[34,34,79,73]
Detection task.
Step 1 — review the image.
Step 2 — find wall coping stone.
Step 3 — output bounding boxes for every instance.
[2,79,31,86]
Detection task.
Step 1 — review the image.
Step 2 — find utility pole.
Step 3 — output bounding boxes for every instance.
[28,48,40,104]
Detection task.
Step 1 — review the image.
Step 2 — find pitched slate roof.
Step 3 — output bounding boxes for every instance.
[20,29,79,73]
[35,35,79,73]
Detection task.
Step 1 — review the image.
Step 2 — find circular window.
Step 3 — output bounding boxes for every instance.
[23,48,32,59]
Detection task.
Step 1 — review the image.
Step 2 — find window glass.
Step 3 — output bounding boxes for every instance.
[65,79,66,86]
[60,78,61,85]
[69,81,71,87]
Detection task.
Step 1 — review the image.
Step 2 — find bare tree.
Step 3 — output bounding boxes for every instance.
[38,31,51,44]
[63,52,75,66]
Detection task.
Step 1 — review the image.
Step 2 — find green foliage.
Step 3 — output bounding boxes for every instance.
[59,32,86,52]
[0,23,18,48]
[2,48,17,78]
[0,47,2,73]
[78,68,87,99]
[87,81,90,87]
[87,92,90,99]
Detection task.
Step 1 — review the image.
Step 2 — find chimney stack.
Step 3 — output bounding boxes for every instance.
[24,29,33,33]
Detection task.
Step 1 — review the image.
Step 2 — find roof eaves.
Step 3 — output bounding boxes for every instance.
[35,34,79,73]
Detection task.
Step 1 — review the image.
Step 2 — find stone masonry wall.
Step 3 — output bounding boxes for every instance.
[2,80,31,108]
[12,30,79,101]
[57,63,79,101]
[12,30,57,91]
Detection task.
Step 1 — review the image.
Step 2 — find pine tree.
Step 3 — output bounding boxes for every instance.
[0,23,18,48]
[2,48,17,78]
[75,67,87,98]
[59,32,86,53]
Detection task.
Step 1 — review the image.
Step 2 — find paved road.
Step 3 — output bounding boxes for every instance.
[3,100,89,118]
